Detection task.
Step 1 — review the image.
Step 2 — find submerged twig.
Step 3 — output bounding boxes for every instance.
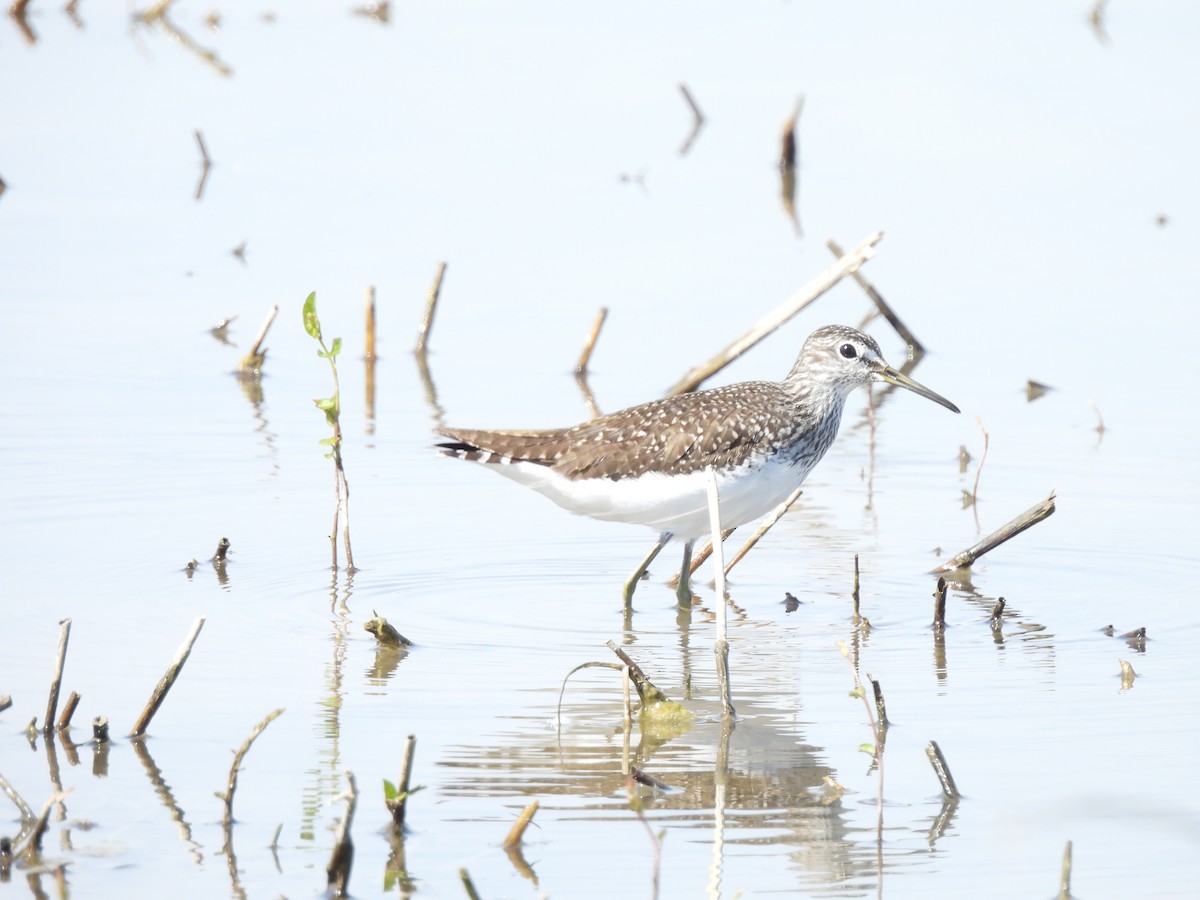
[220,709,284,829]
[131,616,207,737]
[827,238,924,354]
[934,493,1056,573]
[43,618,72,736]
[414,262,447,355]
[669,231,884,395]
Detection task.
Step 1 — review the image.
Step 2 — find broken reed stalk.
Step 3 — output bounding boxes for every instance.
[56,692,81,732]
[364,285,377,361]
[92,716,109,742]
[43,618,72,736]
[220,708,285,829]
[868,675,888,728]
[934,492,1057,573]
[326,770,358,897]
[989,597,1006,629]
[723,486,804,576]
[826,238,924,354]
[706,469,735,720]
[575,306,608,375]
[212,537,230,561]
[0,694,11,713]
[933,576,948,629]
[130,616,207,737]
[237,305,279,374]
[925,740,959,799]
[414,261,447,355]
[852,555,862,620]
[1058,840,1073,899]
[459,868,482,900]
[604,641,671,706]
[387,734,418,831]
[669,231,885,395]
[502,801,539,850]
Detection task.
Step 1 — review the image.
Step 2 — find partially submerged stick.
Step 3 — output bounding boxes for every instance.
[1058,839,1073,899]
[575,306,608,375]
[934,493,1056,573]
[364,284,377,361]
[386,734,418,831]
[43,618,71,736]
[932,576,948,630]
[723,486,804,577]
[925,740,960,799]
[220,708,284,829]
[237,305,279,374]
[827,238,924,354]
[502,801,539,850]
[56,692,80,732]
[130,616,207,737]
[414,262,447,355]
[669,231,885,395]
[326,770,358,897]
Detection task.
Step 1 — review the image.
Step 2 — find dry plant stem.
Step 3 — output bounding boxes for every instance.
[92,716,110,742]
[56,692,80,732]
[925,740,960,799]
[1059,839,1073,899]
[388,734,417,831]
[706,469,736,720]
[868,676,888,727]
[194,129,211,167]
[43,618,71,736]
[933,576,948,629]
[0,694,11,712]
[22,792,62,859]
[971,418,990,507]
[575,306,609,375]
[326,770,358,896]
[221,708,284,829]
[364,285,376,360]
[605,641,671,705]
[852,555,861,620]
[934,492,1057,573]
[826,239,924,354]
[130,616,207,737]
[779,95,803,168]
[247,304,279,361]
[459,868,482,900]
[414,261,447,354]
[0,772,35,826]
[722,486,804,577]
[502,801,539,850]
[669,231,885,395]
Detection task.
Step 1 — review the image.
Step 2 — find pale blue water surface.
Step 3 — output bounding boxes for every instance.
[2,2,1199,898]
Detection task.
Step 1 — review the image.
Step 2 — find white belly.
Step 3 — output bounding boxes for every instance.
[486,456,813,540]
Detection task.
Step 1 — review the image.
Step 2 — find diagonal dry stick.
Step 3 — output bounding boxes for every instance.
[933,493,1056,573]
[668,231,884,395]
[131,617,207,737]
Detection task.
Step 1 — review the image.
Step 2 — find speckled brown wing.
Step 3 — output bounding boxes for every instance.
[439,381,792,481]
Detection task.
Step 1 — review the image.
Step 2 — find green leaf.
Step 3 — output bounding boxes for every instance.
[302,291,322,340]
[383,779,398,800]
[858,742,876,755]
[314,397,338,413]
[330,337,342,358]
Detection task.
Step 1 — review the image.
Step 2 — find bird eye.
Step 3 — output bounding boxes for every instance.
[839,343,858,359]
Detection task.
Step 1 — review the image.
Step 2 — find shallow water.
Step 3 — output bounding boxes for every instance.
[3,3,1200,898]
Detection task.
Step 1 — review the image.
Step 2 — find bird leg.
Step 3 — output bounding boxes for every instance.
[675,539,696,606]
[623,532,671,607]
